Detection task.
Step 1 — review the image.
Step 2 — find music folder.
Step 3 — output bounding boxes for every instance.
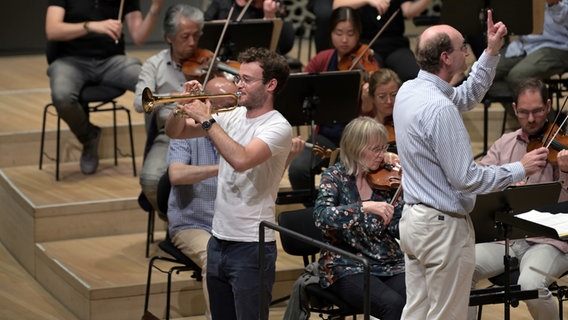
[470,181,562,243]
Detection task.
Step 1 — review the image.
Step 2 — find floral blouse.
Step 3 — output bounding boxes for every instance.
[314,162,405,288]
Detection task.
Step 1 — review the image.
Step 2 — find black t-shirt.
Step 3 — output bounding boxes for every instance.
[204,0,264,21]
[358,0,411,58]
[49,0,140,59]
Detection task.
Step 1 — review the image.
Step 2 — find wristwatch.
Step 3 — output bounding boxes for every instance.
[201,118,216,131]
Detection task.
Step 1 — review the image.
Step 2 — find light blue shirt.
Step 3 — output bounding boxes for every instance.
[134,48,187,130]
[166,137,219,236]
[505,1,568,58]
[393,52,526,215]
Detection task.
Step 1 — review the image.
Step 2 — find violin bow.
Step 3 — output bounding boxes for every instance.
[115,0,125,45]
[236,0,254,22]
[349,8,400,71]
[203,4,236,87]
[390,184,403,205]
[544,95,568,149]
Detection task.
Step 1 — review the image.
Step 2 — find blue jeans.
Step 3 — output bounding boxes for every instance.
[47,55,140,143]
[206,237,277,320]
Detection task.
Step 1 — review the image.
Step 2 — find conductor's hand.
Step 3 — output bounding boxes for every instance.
[485,9,508,56]
[521,147,548,176]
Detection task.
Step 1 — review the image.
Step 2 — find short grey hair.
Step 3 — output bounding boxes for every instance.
[163,4,204,40]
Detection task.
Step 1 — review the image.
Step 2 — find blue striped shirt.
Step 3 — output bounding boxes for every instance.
[393,53,526,215]
[166,137,219,236]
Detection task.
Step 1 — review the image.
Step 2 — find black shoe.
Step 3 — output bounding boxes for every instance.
[80,126,101,174]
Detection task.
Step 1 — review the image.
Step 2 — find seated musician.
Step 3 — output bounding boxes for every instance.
[314,116,405,319]
[360,68,401,153]
[288,6,380,196]
[134,4,212,217]
[469,78,568,320]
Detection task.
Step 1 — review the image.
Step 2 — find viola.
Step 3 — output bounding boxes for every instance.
[181,48,215,81]
[182,48,240,82]
[366,155,402,191]
[527,122,568,165]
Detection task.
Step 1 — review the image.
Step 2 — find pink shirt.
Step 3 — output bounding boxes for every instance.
[480,128,568,253]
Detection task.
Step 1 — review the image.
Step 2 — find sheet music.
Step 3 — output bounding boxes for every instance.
[515,210,568,237]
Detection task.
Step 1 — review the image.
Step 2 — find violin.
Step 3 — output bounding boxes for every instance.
[338,43,380,74]
[366,154,402,191]
[182,48,240,82]
[527,122,568,165]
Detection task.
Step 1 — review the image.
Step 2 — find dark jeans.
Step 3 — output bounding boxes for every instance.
[328,272,406,320]
[207,237,277,320]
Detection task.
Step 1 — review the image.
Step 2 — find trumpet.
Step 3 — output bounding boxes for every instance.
[142,87,240,117]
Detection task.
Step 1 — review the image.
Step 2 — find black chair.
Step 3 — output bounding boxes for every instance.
[142,171,203,320]
[544,72,568,110]
[39,86,137,180]
[39,41,136,180]
[277,207,358,319]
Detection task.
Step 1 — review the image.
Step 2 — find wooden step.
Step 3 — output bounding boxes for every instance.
[35,232,304,320]
[0,159,159,276]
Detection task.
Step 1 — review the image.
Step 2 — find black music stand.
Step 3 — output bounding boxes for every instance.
[200,19,279,62]
[469,182,562,319]
[274,70,363,205]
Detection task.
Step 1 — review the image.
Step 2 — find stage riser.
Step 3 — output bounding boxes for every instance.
[0,124,147,168]
[35,236,302,320]
[0,173,165,276]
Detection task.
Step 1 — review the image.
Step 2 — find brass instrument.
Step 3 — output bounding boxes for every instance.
[142,87,240,117]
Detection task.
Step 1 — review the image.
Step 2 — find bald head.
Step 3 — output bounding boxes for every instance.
[204,76,238,110]
[204,76,237,95]
[415,24,466,77]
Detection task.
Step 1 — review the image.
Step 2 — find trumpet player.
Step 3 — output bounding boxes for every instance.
[165,47,293,320]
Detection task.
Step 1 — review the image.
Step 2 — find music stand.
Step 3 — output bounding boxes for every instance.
[275,70,363,126]
[274,70,363,205]
[469,182,562,319]
[199,19,281,62]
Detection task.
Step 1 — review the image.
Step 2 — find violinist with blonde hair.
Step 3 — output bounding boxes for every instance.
[314,116,405,320]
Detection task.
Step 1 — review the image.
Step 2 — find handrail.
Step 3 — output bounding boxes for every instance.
[259,220,370,320]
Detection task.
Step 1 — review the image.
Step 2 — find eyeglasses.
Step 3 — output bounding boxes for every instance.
[457,41,468,52]
[370,144,390,154]
[233,75,263,86]
[374,91,397,102]
[516,107,547,118]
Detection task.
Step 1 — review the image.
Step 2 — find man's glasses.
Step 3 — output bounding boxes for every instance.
[233,75,263,86]
[516,107,547,119]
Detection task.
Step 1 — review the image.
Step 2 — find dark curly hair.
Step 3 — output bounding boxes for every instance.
[238,47,290,95]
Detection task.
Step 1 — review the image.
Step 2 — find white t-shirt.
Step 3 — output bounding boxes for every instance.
[212,107,292,242]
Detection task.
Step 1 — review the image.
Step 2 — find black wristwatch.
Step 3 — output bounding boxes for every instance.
[201,118,216,131]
